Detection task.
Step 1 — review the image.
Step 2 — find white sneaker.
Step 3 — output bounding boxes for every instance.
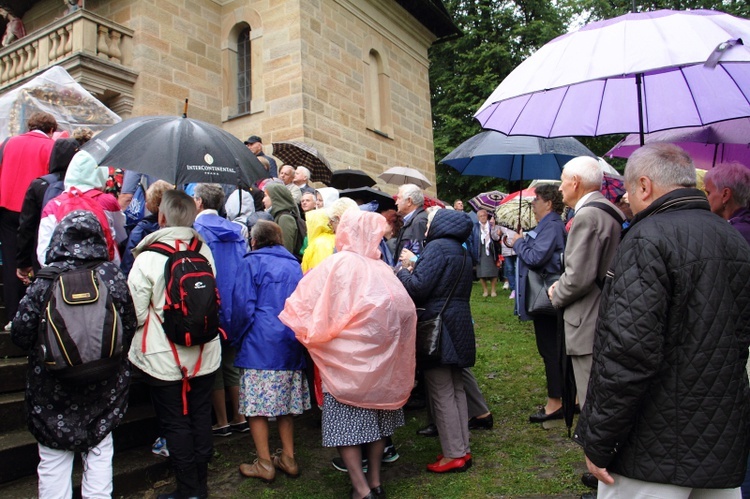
[509,291,516,299]
[503,282,510,290]
[3,321,11,332]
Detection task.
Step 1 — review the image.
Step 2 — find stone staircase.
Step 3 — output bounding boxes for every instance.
[0,266,170,497]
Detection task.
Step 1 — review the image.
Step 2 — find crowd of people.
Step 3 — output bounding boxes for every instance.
[1,112,749,499]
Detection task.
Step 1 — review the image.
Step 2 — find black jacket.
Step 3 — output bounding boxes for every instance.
[16,138,78,269]
[574,188,750,488]
[398,209,475,367]
[394,206,428,259]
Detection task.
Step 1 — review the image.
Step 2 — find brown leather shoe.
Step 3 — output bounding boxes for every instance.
[273,452,300,478]
[239,458,275,483]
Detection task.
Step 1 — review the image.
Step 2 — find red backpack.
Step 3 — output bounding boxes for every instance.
[54,187,117,261]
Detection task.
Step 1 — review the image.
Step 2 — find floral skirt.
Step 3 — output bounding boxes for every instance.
[239,369,311,417]
[321,393,405,448]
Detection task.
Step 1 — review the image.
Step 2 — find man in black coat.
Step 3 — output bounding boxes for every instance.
[575,143,750,497]
[394,183,428,261]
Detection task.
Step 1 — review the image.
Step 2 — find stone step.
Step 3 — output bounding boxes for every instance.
[0,401,159,484]
[0,331,25,358]
[0,392,25,434]
[0,439,172,498]
[0,357,27,394]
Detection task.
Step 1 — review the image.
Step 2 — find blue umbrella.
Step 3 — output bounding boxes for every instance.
[440,130,596,181]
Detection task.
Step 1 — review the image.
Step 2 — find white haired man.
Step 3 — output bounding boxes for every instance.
[293,166,315,195]
[548,156,624,494]
[575,144,750,498]
[394,183,428,260]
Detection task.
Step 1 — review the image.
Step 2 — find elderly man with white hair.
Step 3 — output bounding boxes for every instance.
[293,166,315,195]
[393,183,428,261]
[548,156,624,495]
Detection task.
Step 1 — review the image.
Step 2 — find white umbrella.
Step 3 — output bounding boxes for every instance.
[378,166,432,189]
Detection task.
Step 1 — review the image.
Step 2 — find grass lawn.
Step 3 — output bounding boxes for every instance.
[145,282,588,498]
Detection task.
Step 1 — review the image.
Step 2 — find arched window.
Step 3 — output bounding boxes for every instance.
[237,27,251,115]
[365,48,392,137]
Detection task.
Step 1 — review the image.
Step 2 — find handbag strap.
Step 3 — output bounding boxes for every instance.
[437,249,467,316]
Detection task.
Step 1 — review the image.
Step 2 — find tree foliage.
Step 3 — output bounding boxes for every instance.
[429,0,749,202]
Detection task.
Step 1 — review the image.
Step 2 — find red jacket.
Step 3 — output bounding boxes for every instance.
[0,132,54,212]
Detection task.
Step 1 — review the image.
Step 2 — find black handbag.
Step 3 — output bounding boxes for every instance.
[525,268,560,316]
[415,250,466,360]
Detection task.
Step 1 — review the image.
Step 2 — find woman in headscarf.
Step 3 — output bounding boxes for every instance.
[280,209,416,499]
[11,210,136,498]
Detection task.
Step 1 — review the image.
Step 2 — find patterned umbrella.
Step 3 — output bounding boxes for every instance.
[270,141,333,185]
[468,190,507,212]
[601,173,625,203]
[495,198,536,231]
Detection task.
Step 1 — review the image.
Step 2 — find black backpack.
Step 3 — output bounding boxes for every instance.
[144,237,224,346]
[277,209,307,261]
[36,260,124,384]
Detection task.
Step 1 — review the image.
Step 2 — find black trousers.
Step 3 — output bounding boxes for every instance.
[533,315,562,399]
[149,372,215,497]
[0,208,25,322]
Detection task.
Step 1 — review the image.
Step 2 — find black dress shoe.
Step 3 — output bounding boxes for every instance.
[416,423,439,437]
[581,492,597,499]
[528,406,563,423]
[468,413,494,430]
[581,472,598,489]
[371,485,386,498]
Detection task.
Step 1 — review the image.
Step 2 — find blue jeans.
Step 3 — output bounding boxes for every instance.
[503,256,517,291]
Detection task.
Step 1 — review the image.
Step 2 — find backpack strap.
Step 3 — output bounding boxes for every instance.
[582,201,625,289]
[169,340,204,415]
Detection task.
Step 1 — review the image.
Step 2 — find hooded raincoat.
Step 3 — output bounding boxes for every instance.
[301,208,335,273]
[280,210,417,410]
[266,183,300,256]
[37,151,126,266]
[193,210,247,331]
[11,211,137,451]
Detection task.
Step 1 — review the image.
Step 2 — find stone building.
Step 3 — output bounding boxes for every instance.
[0,0,459,190]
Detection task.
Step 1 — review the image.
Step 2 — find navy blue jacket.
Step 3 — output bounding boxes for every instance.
[513,211,566,321]
[398,210,475,367]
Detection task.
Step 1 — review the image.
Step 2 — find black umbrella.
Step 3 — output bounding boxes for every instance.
[558,309,577,438]
[339,187,396,213]
[271,141,333,185]
[330,168,377,190]
[82,115,268,187]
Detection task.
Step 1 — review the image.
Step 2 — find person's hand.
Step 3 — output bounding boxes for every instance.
[585,456,614,485]
[16,267,33,286]
[400,248,416,265]
[548,281,557,300]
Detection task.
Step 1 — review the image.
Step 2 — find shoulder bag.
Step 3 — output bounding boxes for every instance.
[525,268,559,316]
[416,249,466,361]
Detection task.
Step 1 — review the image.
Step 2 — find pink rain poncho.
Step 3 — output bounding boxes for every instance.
[279,209,417,410]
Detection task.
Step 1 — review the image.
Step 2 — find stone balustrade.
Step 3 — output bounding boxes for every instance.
[0,10,134,88]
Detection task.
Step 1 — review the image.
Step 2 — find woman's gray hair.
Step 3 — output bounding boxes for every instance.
[160,189,197,227]
[625,144,696,190]
[705,162,750,207]
[194,183,225,211]
[562,156,603,190]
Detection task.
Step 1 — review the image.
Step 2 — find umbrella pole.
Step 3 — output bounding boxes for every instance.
[183,98,189,118]
[518,157,524,232]
[636,73,645,146]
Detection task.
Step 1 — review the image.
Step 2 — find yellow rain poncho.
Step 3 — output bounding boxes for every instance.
[301,209,336,273]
